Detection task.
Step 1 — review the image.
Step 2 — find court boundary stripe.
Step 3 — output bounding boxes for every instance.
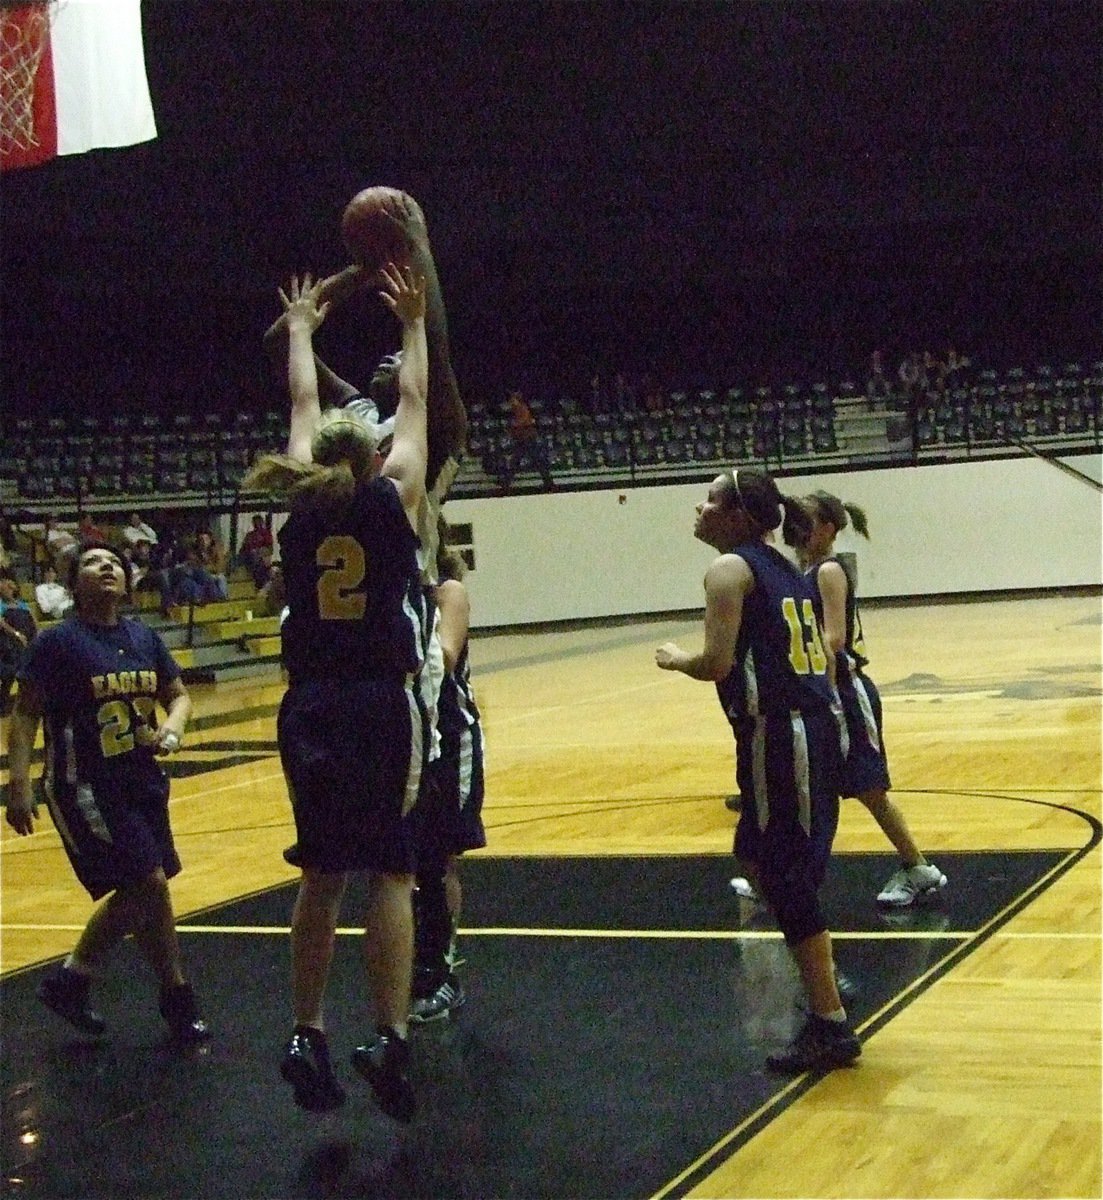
[654,822,1101,1200]
[2,923,1096,941]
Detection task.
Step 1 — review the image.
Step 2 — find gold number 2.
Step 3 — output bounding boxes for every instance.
[97,696,157,758]
[316,535,367,620]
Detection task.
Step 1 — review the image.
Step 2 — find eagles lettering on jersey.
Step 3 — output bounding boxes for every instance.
[18,617,180,802]
[91,670,159,701]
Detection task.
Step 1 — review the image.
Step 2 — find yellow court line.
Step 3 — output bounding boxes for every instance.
[2,923,1095,940]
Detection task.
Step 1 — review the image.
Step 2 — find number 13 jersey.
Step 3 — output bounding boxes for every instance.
[716,541,836,721]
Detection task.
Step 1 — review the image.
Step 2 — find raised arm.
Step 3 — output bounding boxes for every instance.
[278,274,331,463]
[378,263,429,519]
[263,265,367,407]
[386,195,467,485]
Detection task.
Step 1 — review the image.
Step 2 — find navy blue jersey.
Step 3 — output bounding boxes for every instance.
[814,555,870,672]
[437,641,481,753]
[810,557,889,795]
[279,475,425,680]
[716,541,836,720]
[18,616,180,804]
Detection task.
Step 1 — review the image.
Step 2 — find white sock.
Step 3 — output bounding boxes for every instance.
[819,1007,847,1023]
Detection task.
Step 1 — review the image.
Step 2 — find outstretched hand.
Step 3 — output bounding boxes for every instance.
[655,642,684,671]
[278,273,330,333]
[377,190,427,242]
[378,263,426,327]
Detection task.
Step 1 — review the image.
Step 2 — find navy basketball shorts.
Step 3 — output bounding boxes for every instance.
[838,669,892,797]
[731,706,842,944]
[43,774,180,901]
[278,674,427,875]
[416,722,486,858]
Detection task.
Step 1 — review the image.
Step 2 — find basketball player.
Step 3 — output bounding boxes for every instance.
[5,542,208,1046]
[245,263,428,1122]
[655,468,860,1074]
[410,520,486,1022]
[264,193,468,972]
[262,188,466,550]
[798,491,947,906]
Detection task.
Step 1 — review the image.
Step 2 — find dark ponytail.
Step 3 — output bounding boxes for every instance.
[728,467,812,547]
[806,490,870,539]
[780,496,813,548]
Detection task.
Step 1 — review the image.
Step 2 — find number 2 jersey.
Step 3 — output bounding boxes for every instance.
[716,541,837,721]
[279,475,426,682]
[18,616,180,806]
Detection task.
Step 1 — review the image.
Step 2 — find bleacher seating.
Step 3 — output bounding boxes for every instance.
[2,359,1099,509]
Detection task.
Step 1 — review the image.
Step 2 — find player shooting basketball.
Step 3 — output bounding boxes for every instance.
[262,188,466,525]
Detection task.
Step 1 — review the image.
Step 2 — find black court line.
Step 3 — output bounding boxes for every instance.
[2,793,1096,1200]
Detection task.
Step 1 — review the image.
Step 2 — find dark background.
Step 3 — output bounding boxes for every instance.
[1,0,1100,417]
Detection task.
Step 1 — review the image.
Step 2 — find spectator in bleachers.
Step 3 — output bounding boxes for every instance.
[0,574,37,716]
[612,371,636,414]
[941,347,973,392]
[156,535,195,615]
[77,512,108,544]
[43,514,79,574]
[897,352,921,398]
[921,350,941,394]
[193,529,229,600]
[239,514,275,589]
[124,538,157,595]
[865,350,893,409]
[641,373,665,415]
[150,525,180,574]
[34,564,74,621]
[122,511,159,550]
[0,508,16,574]
[498,390,554,491]
[258,560,284,619]
[160,533,225,613]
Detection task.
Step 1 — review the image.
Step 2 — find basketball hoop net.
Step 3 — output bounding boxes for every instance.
[0,0,59,156]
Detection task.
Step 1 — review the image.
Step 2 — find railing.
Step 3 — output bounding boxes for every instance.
[2,364,1100,508]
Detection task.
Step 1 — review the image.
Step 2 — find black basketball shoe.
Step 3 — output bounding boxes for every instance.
[37,966,106,1037]
[350,1026,415,1123]
[280,1026,346,1112]
[159,982,211,1046]
[766,1013,861,1074]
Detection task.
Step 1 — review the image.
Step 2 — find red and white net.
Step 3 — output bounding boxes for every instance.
[0,1,57,155]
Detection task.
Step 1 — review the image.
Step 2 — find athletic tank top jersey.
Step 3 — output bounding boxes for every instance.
[716,541,836,720]
[19,617,180,802]
[279,476,424,680]
[816,555,869,672]
[437,639,480,746]
[343,391,460,587]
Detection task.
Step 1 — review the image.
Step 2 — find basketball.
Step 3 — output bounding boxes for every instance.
[341,186,412,268]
